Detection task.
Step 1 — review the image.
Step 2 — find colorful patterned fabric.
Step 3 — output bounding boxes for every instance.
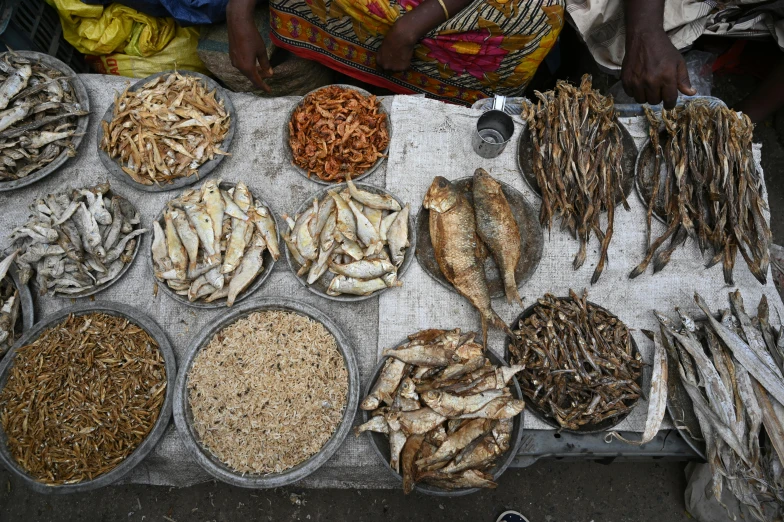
[270,0,564,104]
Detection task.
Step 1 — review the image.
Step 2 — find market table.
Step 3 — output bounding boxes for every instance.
[0,75,778,489]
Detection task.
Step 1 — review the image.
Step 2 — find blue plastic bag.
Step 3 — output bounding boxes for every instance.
[80,0,228,26]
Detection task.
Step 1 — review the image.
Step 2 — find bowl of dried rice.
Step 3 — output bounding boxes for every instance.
[174,297,360,488]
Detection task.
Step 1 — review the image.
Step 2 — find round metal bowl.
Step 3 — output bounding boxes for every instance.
[284,84,391,185]
[415,176,543,299]
[0,50,90,192]
[97,70,236,192]
[151,182,280,309]
[363,342,524,496]
[506,296,642,434]
[173,297,360,488]
[0,301,176,494]
[1,264,34,351]
[27,186,144,299]
[516,119,637,205]
[284,182,415,302]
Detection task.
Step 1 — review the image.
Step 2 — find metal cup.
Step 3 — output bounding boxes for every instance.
[472,96,514,159]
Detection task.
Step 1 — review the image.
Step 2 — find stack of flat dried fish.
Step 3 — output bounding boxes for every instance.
[289,86,389,182]
[522,75,628,284]
[356,328,525,493]
[0,250,20,356]
[100,72,230,186]
[283,177,409,297]
[152,179,279,306]
[634,102,770,285]
[423,171,520,347]
[510,290,643,430]
[656,292,784,522]
[0,52,88,182]
[8,182,145,296]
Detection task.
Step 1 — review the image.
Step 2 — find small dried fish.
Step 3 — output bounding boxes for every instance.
[0,250,20,355]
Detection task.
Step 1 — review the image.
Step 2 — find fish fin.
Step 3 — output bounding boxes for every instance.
[503,273,524,309]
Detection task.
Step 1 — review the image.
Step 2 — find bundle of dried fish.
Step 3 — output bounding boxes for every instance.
[633,102,771,285]
[0,52,88,182]
[152,179,279,306]
[289,86,389,182]
[357,328,525,493]
[657,292,784,522]
[0,250,20,356]
[284,177,409,297]
[8,182,145,296]
[423,174,516,347]
[100,72,231,186]
[510,290,643,430]
[522,75,629,284]
[0,312,167,485]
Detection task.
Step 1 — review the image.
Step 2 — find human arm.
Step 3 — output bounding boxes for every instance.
[227,0,273,92]
[621,0,696,109]
[376,0,474,72]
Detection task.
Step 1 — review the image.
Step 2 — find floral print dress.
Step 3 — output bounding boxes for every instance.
[270,0,564,105]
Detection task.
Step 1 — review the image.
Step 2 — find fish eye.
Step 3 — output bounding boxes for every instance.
[438,180,447,188]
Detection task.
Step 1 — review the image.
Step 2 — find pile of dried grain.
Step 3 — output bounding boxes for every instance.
[188,310,348,474]
[0,313,167,484]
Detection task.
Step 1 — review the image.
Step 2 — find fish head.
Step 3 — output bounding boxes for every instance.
[361,396,381,411]
[423,390,442,404]
[473,168,502,195]
[423,177,458,213]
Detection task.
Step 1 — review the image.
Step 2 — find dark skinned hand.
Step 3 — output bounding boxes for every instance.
[377,24,417,73]
[227,6,273,92]
[621,29,696,109]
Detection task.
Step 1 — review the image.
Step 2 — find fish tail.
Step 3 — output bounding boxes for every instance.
[503,272,524,308]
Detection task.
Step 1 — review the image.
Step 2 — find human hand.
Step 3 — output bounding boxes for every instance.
[377,23,417,73]
[227,3,273,92]
[621,29,696,109]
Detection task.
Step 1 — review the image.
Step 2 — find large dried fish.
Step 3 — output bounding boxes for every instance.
[0,52,88,183]
[100,72,231,186]
[357,328,521,493]
[522,75,628,284]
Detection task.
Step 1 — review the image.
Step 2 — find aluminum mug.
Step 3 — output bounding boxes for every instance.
[472,96,514,159]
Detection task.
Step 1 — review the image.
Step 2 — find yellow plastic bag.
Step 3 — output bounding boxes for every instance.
[45,0,207,77]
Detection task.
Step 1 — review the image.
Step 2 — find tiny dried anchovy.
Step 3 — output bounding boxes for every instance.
[0,313,166,485]
[0,51,88,182]
[100,72,231,186]
[522,75,629,284]
[633,101,771,285]
[510,290,643,430]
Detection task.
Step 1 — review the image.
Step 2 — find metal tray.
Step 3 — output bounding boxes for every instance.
[0,301,177,494]
[27,186,144,299]
[415,177,543,299]
[284,182,415,302]
[506,296,642,434]
[517,120,637,205]
[173,297,360,488]
[0,50,90,192]
[97,70,236,192]
[363,340,524,496]
[151,182,280,309]
[284,84,391,185]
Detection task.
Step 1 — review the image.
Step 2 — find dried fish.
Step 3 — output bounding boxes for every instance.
[358,328,520,492]
[0,250,20,356]
[633,102,770,284]
[0,52,88,183]
[152,180,277,306]
[289,87,389,182]
[0,313,166,485]
[100,72,231,186]
[522,75,628,284]
[510,290,643,431]
[8,183,144,296]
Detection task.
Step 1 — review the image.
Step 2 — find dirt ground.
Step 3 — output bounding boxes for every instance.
[1,38,783,522]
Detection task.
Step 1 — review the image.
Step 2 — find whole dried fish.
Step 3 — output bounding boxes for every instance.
[0,52,88,183]
[522,75,628,284]
[8,183,144,296]
[289,87,389,182]
[152,180,278,306]
[100,72,231,186]
[0,250,20,355]
[358,328,521,493]
[510,290,642,430]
